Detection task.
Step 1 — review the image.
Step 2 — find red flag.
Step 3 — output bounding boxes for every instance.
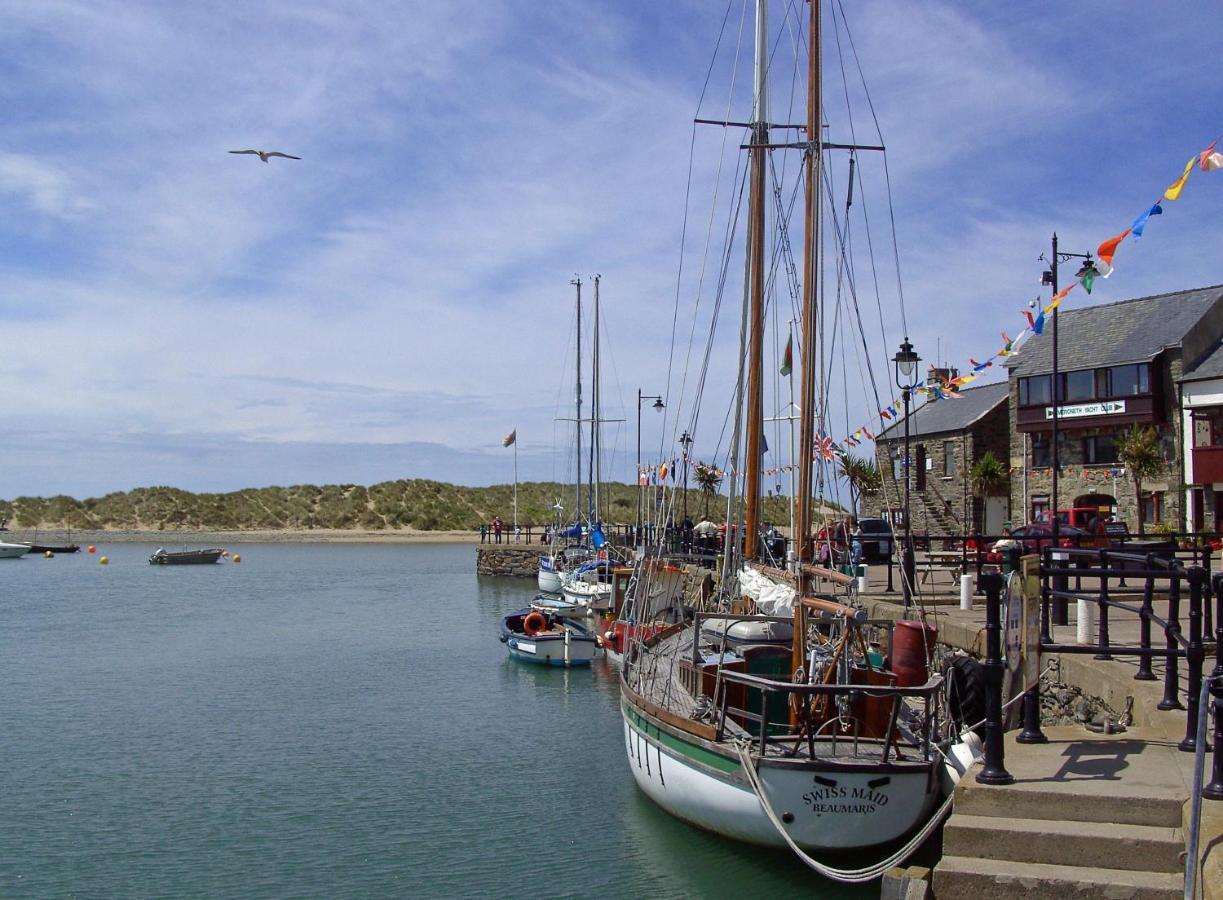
[1096,228,1131,267]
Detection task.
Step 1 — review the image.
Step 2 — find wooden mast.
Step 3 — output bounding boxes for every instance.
[743,0,769,561]
[793,0,821,679]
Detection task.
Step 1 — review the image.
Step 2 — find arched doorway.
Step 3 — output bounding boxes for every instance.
[1074,493,1117,528]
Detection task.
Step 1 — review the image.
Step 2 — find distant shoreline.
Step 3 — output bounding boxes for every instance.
[1,528,485,545]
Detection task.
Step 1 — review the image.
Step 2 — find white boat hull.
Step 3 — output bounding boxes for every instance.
[537,567,563,594]
[561,578,613,611]
[0,541,32,559]
[505,633,598,667]
[622,701,940,850]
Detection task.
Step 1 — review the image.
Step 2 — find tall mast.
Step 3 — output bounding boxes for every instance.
[742,0,769,560]
[572,276,583,520]
[587,277,596,523]
[795,0,821,565]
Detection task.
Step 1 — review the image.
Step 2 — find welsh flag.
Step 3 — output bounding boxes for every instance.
[780,333,793,376]
[502,429,516,447]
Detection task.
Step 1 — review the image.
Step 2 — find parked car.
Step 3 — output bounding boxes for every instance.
[856,517,894,563]
[994,523,1088,558]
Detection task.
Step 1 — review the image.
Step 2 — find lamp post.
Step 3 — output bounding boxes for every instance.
[894,338,920,609]
[1039,235,1098,547]
[680,430,694,536]
[636,389,664,541]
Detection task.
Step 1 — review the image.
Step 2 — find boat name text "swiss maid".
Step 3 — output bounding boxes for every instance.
[802,783,889,816]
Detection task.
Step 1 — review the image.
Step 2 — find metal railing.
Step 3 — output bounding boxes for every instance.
[972,558,1222,802]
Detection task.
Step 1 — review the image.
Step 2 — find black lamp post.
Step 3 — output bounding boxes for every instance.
[679,430,694,529]
[1039,235,1097,547]
[894,338,920,609]
[636,390,664,540]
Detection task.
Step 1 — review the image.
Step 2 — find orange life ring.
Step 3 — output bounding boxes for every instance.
[523,611,547,636]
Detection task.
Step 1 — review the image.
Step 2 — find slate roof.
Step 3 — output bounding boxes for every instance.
[1005,285,1222,377]
[877,380,1008,441]
[1182,337,1223,384]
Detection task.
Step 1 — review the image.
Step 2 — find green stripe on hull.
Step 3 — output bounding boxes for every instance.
[622,701,741,775]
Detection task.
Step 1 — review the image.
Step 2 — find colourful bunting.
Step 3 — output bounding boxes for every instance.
[879,408,892,420]
[969,358,992,371]
[1164,156,1196,201]
[1200,141,1223,171]
[1131,202,1162,239]
[1096,228,1131,267]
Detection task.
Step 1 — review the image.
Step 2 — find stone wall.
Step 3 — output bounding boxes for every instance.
[868,400,1011,534]
[476,545,545,577]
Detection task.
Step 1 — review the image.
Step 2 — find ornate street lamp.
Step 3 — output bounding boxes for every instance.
[894,338,920,609]
[636,390,664,540]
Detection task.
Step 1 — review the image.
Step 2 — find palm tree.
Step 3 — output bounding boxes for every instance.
[693,462,723,519]
[970,450,1009,496]
[1116,425,1164,533]
[839,454,881,516]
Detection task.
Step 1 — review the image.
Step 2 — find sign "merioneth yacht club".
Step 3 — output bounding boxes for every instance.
[1044,400,1126,420]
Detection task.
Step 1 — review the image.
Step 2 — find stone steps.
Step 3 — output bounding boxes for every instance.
[953,772,1184,827]
[933,855,1182,900]
[943,813,1183,873]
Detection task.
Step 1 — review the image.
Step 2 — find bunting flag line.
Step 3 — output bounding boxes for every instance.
[1164,156,1196,201]
[822,132,1220,455]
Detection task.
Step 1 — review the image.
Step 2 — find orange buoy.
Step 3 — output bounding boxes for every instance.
[99,556,109,566]
[44,550,54,558]
[88,545,96,553]
[232,555,241,564]
[523,611,547,636]
[222,550,229,558]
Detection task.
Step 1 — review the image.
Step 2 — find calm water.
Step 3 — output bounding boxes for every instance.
[1,543,862,898]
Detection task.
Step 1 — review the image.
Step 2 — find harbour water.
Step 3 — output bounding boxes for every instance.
[0,542,864,898]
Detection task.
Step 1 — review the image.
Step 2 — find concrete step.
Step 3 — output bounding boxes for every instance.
[929,855,1178,895]
[943,814,1184,873]
[956,770,1185,827]
[933,855,1182,900]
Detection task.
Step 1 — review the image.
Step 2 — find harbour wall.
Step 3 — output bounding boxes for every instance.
[476,545,545,577]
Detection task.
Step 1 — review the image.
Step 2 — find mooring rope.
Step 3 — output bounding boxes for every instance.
[734,740,957,884]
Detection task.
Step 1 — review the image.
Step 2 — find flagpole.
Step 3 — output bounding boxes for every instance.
[787,320,796,555]
[513,433,519,531]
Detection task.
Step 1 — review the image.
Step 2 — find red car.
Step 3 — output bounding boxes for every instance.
[992,523,1088,558]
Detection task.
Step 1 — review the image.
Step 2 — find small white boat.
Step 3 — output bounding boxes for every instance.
[560,559,614,610]
[0,541,32,559]
[537,559,563,594]
[530,593,590,620]
[499,609,598,667]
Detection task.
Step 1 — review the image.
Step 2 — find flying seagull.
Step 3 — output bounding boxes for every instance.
[228,149,301,163]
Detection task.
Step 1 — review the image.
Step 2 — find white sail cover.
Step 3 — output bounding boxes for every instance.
[737,566,796,616]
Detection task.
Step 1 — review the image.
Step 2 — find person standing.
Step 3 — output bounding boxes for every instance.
[479,523,487,544]
[494,517,503,544]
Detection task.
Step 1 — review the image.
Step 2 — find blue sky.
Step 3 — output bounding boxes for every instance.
[1,0,1219,500]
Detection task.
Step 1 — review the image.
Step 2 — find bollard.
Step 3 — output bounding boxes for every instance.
[1077,595,1095,645]
[959,573,974,610]
[976,572,1014,785]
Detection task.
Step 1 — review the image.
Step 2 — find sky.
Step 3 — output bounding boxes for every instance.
[1,0,1220,500]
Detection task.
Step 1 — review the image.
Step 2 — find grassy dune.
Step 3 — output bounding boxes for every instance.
[0,481,839,533]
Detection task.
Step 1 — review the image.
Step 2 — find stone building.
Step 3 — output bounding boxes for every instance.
[867,379,1010,535]
[1005,285,1223,531]
[1182,329,1223,532]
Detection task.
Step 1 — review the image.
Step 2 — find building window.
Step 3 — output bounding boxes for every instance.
[892,451,903,482]
[1082,434,1118,465]
[1140,491,1164,526]
[943,441,956,477]
[1031,495,1049,522]
[1018,375,1052,407]
[1102,363,1150,398]
[1061,369,1095,403]
[1031,434,1051,467]
[1192,407,1223,448]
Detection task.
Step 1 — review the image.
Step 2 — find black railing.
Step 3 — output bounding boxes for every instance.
[975,552,1222,801]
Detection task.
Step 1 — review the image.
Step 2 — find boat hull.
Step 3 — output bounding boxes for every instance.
[0,541,32,559]
[621,696,940,851]
[500,610,598,667]
[149,549,224,565]
[537,558,563,594]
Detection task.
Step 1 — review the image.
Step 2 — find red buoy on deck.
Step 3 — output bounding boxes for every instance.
[891,620,938,687]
